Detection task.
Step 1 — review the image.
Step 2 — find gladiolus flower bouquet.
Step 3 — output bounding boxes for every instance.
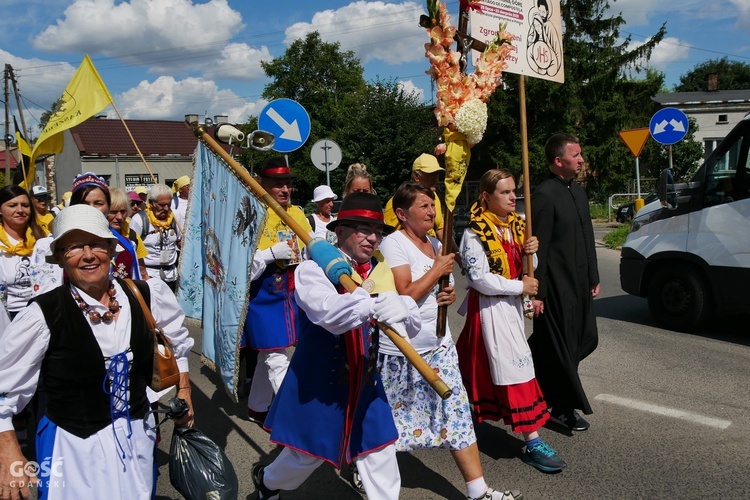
[424,0,513,210]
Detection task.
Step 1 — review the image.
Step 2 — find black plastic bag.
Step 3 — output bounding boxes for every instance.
[169,425,238,500]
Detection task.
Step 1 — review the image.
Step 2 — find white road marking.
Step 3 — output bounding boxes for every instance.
[594,394,732,430]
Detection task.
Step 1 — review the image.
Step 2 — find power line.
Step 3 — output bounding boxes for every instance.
[8,1,750,118]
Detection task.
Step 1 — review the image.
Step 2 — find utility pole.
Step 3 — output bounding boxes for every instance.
[7,64,30,187]
[4,65,11,183]
[8,65,28,139]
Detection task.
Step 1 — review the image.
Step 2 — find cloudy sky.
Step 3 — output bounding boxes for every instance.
[1,0,748,134]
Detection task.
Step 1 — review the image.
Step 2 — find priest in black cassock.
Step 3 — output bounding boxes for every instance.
[529,133,600,432]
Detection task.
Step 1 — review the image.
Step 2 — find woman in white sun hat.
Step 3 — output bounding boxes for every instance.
[308,185,338,241]
[0,204,195,500]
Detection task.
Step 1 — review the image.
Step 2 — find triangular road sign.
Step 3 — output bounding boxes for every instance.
[619,128,650,158]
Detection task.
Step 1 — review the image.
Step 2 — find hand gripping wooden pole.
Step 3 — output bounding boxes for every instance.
[193,124,452,399]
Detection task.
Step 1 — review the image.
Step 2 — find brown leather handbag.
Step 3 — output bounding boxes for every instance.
[124,279,180,391]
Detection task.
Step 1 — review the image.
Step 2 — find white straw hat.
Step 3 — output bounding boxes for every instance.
[312,185,337,202]
[48,204,119,256]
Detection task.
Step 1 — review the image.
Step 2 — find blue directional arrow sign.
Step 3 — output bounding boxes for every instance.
[258,98,311,153]
[649,107,689,145]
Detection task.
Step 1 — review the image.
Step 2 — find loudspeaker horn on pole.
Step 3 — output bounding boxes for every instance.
[247,130,275,151]
[215,123,245,145]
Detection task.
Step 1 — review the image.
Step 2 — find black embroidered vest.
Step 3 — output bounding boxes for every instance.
[32,279,152,438]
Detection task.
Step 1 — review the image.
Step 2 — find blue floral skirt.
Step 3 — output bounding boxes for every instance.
[377,339,477,451]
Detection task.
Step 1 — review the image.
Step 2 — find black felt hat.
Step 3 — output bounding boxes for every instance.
[259,156,296,179]
[327,192,395,234]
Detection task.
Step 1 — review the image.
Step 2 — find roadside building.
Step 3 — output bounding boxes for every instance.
[52,115,232,200]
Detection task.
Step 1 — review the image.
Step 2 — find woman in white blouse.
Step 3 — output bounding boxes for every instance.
[0,205,194,499]
[379,181,521,500]
[0,185,60,319]
[457,169,566,473]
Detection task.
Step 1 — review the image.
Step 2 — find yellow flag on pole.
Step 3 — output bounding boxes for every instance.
[14,116,31,158]
[24,55,113,188]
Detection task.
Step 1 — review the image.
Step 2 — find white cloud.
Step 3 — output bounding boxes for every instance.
[211,43,273,82]
[284,1,426,65]
[628,36,690,72]
[32,0,246,74]
[111,75,262,122]
[730,0,750,28]
[397,79,424,101]
[646,37,691,65]
[610,0,670,27]
[0,50,76,96]
[0,50,79,130]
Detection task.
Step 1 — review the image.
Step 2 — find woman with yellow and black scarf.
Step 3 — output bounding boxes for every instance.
[456,169,568,474]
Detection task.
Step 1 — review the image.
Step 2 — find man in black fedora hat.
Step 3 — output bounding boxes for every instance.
[242,156,312,426]
[253,192,421,500]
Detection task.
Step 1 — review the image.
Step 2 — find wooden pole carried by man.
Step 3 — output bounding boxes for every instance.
[192,124,452,399]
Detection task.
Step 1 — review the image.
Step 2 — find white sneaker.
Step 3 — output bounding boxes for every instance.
[469,487,523,500]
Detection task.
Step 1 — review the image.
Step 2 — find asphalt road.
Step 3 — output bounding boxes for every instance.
[155,233,750,499]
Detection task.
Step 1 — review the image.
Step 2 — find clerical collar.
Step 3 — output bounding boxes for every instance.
[551,173,574,186]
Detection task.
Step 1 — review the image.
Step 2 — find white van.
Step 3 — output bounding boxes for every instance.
[620,112,750,331]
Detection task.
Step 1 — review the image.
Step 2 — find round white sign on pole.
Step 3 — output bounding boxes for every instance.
[310,139,342,186]
[310,139,342,172]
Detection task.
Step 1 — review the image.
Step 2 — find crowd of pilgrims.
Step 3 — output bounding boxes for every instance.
[0,136,599,500]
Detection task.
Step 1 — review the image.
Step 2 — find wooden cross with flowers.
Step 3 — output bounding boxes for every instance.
[419,2,487,74]
[421,0,513,335]
[421,0,512,208]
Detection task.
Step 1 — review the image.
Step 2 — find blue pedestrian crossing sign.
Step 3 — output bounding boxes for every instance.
[258,99,311,153]
[649,107,689,145]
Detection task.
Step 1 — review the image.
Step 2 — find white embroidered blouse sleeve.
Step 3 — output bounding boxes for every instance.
[0,303,51,433]
[147,278,194,372]
[461,231,524,296]
[250,247,270,281]
[0,300,9,331]
[294,260,373,335]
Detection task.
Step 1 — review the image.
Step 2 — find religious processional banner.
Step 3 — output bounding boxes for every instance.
[469,0,564,83]
[177,141,267,400]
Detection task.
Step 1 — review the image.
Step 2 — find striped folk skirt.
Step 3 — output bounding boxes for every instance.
[457,294,549,433]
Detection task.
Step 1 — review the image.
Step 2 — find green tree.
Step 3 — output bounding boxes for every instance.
[675,57,750,91]
[334,79,437,200]
[39,98,64,131]
[256,32,437,204]
[259,32,367,201]
[261,31,366,134]
[471,0,668,201]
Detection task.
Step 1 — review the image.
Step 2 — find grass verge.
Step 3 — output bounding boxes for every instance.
[603,224,631,249]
